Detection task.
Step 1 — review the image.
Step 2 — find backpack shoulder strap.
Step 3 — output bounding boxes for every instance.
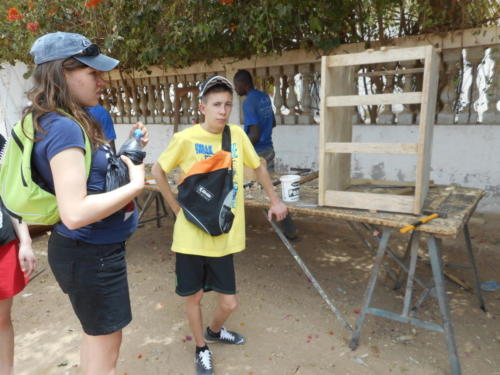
[222,125,231,152]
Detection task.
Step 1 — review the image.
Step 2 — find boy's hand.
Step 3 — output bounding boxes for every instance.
[18,243,36,278]
[268,200,288,222]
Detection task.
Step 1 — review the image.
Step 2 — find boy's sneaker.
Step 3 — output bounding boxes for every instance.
[195,348,214,375]
[204,327,245,345]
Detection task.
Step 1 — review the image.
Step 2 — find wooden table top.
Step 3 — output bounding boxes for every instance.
[144,178,484,239]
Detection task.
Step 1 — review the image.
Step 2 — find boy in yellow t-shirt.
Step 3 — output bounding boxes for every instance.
[152,75,287,375]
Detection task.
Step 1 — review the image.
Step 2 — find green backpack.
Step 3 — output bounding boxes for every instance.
[0,112,92,225]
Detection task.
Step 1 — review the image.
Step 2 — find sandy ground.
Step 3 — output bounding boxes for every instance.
[10,201,500,375]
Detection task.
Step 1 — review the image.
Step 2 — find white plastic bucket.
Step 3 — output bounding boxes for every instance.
[280,174,300,202]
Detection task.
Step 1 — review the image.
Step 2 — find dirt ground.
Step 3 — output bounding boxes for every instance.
[10,201,500,375]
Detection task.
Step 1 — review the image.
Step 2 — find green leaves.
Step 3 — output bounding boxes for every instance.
[0,0,496,70]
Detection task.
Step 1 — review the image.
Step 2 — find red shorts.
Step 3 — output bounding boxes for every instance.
[0,239,28,300]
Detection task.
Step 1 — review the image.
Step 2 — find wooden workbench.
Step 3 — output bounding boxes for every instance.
[244,182,485,238]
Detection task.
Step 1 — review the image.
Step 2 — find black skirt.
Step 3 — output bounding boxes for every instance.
[48,231,132,335]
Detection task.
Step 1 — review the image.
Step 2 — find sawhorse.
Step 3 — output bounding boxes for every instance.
[136,189,169,227]
[348,224,486,375]
[266,211,485,375]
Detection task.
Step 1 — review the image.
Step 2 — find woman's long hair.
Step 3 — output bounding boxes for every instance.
[23,58,106,147]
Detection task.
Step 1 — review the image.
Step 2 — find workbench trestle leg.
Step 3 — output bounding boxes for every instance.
[463,224,486,312]
[349,229,392,350]
[427,236,461,375]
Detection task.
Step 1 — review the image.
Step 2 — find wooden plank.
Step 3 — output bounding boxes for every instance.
[324,190,415,214]
[351,178,416,187]
[325,142,418,154]
[318,56,330,206]
[414,46,440,214]
[327,46,428,67]
[357,68,425,78]
[326,92,421,107]
[319,59,355,205]
[329,65,355,191]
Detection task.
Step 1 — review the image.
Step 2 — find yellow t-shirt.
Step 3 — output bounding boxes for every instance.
[157,124,261,257]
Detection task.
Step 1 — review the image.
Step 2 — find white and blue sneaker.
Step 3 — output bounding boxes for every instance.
[195,348,214,375]
[204,327,245,345]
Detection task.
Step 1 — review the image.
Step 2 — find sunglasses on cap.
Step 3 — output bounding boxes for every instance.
[73,43,100,57]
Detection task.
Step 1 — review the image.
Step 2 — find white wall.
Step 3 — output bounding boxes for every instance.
[0,63,33,138]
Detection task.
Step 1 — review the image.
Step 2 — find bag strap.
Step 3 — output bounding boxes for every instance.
[222,125,231,152]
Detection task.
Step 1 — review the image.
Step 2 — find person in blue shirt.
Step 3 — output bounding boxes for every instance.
[234,69,298,240]
[233,69,276,170]
[88,104,117,153]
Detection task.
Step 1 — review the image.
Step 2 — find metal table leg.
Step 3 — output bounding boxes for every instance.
[137,191,169,226]
[427,236,461,375]
[350,229,392,350]
[345,221,399,282]
[402,232,421,317]
[137,191,156,223]
[351,222,435,297]
[463,224,487,312]
[393,231,416,291]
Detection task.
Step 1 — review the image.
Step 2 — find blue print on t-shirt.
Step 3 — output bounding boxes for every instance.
[195,143,214,155]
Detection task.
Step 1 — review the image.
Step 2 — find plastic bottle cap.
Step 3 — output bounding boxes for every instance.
[133,129,143,138]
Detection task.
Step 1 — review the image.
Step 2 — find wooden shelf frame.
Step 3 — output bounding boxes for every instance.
[319,45,440,215]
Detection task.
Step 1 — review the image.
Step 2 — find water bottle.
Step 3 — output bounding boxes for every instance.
[118,129,146,165]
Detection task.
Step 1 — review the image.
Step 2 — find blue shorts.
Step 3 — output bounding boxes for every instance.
[48,231,132,336]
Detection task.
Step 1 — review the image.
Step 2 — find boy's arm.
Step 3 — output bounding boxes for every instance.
[254,163,288,221]
[9,217,36,278]
[151,162,181,216]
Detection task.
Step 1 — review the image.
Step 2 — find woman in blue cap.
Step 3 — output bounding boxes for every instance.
[27,32,147,374]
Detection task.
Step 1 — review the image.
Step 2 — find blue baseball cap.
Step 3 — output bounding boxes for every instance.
[30,32,119,72]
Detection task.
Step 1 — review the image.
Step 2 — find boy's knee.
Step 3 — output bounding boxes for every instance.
[220,297,238,313]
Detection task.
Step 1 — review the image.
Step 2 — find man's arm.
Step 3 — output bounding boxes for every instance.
[254,163,287,221]
[151,162,181,216]
[246,125,261,145]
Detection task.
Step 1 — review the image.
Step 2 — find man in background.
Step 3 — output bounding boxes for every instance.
[234,69,298,240]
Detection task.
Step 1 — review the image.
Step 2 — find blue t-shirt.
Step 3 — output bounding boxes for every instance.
[32,112,137,244]
[87,105,116,140]
[242,89,274,153]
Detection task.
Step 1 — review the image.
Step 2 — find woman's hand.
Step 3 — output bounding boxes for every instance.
[18,242,36,279]
[130,122,149,147]
[121,154,145,191]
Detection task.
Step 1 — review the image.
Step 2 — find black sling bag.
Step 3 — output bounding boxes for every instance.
[177,126,235,236]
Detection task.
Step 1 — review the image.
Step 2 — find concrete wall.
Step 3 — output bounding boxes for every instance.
[115,123,500,213]
[0,63,33,138]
